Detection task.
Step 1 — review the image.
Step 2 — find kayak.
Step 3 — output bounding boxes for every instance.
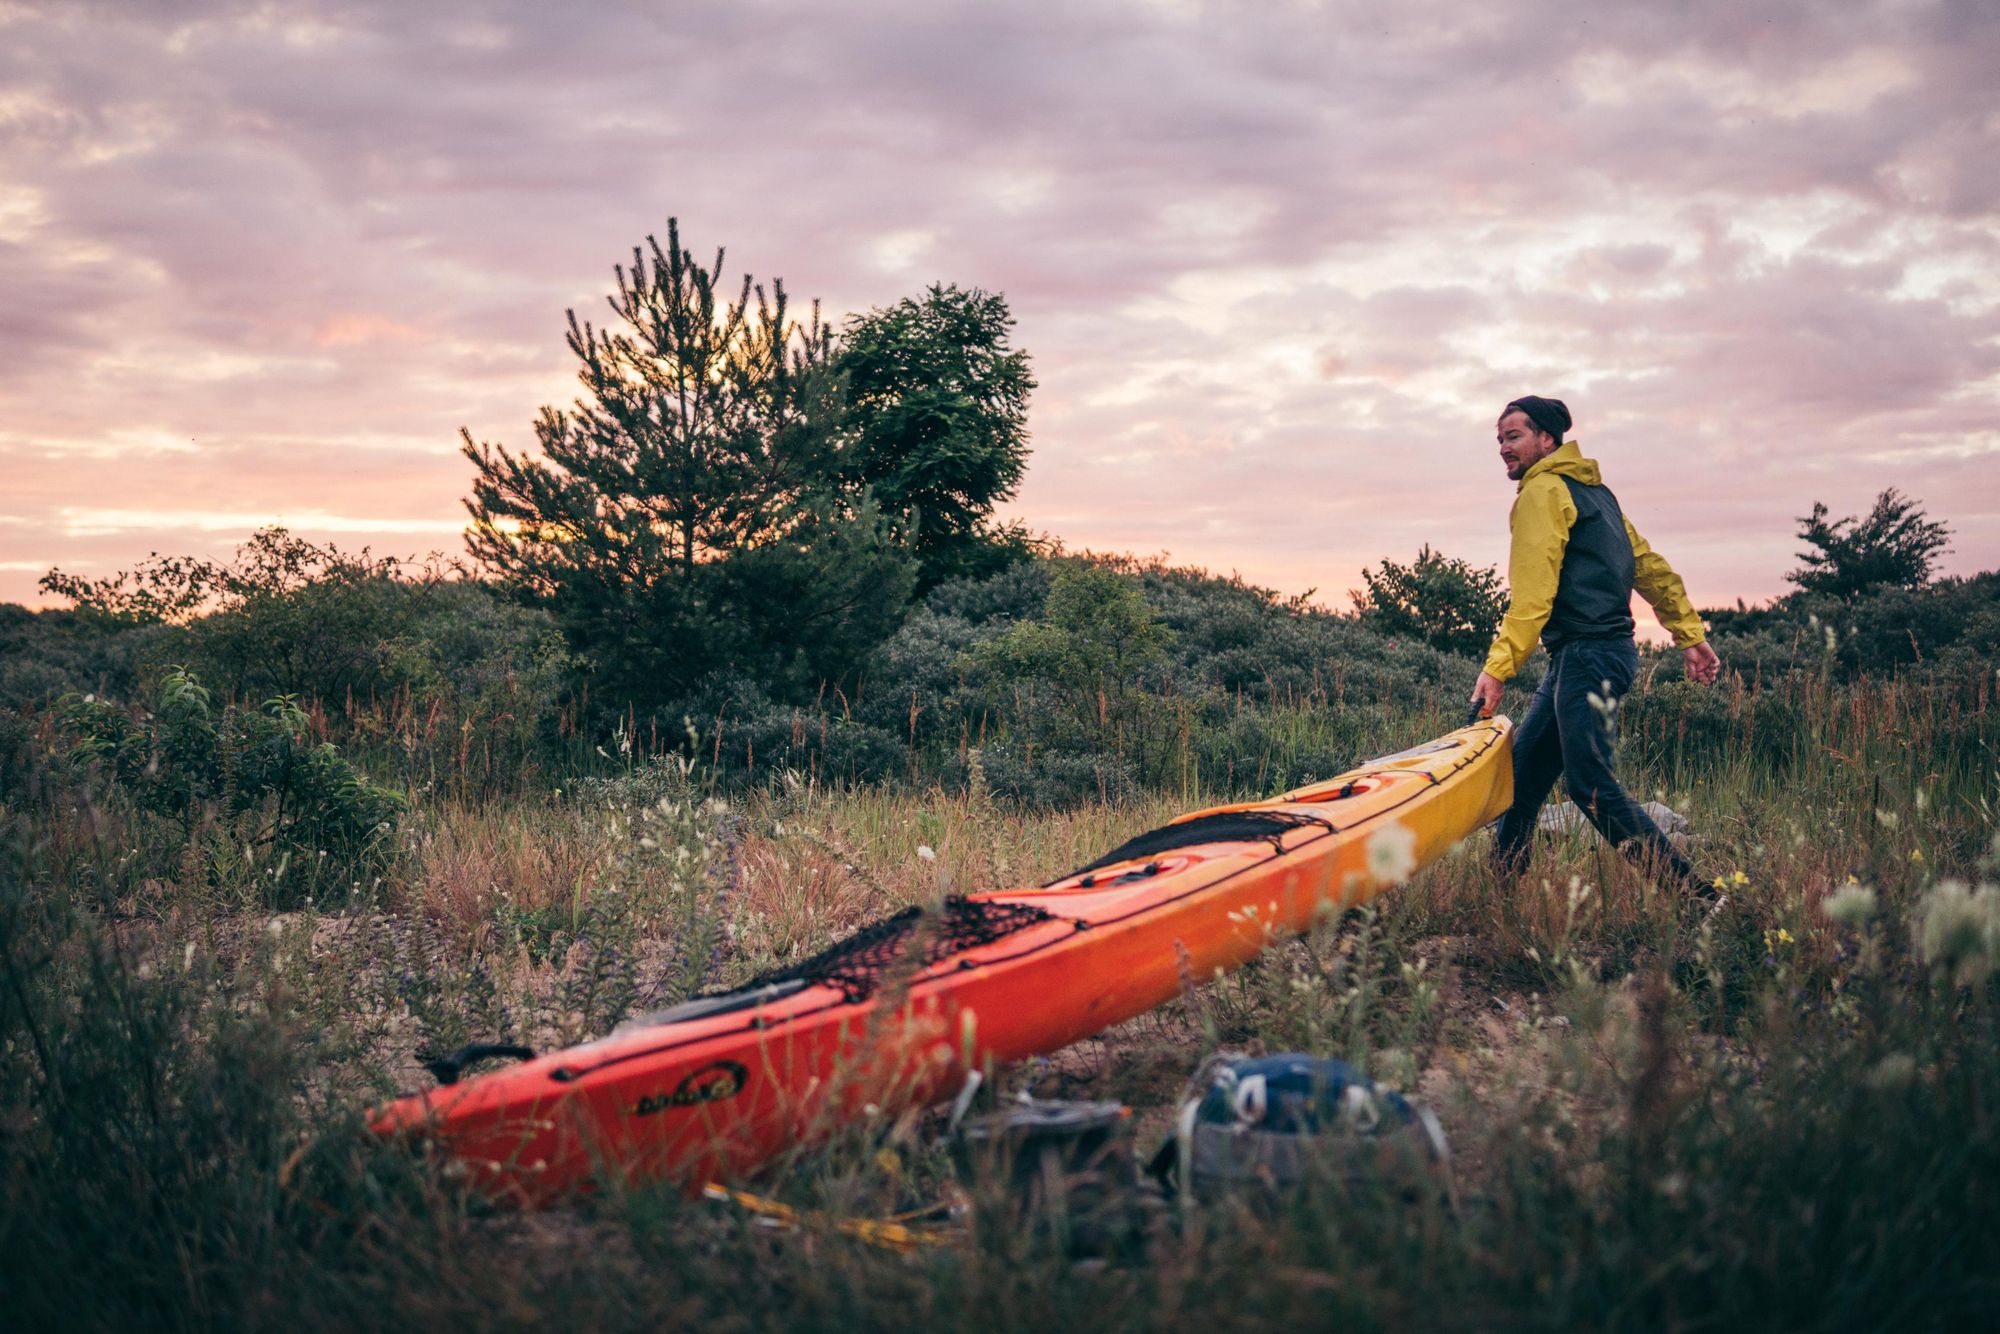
[372,715,1513,1204]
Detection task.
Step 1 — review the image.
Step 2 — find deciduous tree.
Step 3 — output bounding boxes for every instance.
[836,284,1034,588]
[1788,488,1951,602]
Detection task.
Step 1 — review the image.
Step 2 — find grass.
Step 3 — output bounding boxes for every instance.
[4,664,1998,1331]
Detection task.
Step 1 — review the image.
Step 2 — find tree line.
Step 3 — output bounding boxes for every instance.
[11,218,1994,822]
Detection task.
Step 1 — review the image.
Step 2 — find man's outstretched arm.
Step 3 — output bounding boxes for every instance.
[1625,517,1721,684]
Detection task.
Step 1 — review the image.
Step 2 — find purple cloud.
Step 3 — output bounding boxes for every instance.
[1,0,1994,614]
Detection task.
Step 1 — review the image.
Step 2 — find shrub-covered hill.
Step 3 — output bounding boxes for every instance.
[7,531,1999,817]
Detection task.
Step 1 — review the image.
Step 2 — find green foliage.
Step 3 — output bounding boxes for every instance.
[34,527,569,722]
[54,668,403,905]
[12,457,2000,1327]
[973,562,1175,694]
[6,735,2000,1328]
[355,579,578,790]
[1838,570,2000,674]
[30,529,576,797]
[922,558,1053,625]
[712,493,918,695]
[1352,543,1506,656]
[40,526,412,700]
[462,218,917,706]
[0,602,170,711]
[1788,486,1951,601]
[1619,676,1805,778]
[1699,572,2000,685]
[836,283,1036,589]
[965,563,1175,800]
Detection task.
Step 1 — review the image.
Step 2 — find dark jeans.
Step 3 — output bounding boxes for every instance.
[1492,637,1702,893]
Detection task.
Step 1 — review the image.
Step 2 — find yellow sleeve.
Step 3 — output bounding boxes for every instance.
[1624,517,1706,649]
[1481,477,1574,681]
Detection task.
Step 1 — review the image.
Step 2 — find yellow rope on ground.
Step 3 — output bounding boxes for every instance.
[701,1183,955,1254]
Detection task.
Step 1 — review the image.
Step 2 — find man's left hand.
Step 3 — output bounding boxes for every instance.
[1684,641,1722,685]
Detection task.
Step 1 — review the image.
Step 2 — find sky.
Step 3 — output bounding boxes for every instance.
[4,0,1998,629]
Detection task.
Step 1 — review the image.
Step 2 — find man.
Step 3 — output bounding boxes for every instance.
[1468,396,1722,895]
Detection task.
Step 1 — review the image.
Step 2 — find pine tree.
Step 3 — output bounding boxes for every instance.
[462,220,914,703]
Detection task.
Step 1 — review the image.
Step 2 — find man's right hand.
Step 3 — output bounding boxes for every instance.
[1469,671,1504,718]
[1684,641,1722,685]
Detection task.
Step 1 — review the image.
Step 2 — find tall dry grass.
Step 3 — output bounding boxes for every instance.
[4,663,1997,1330]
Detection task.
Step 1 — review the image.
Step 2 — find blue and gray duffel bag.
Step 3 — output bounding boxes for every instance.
[1151,1053,1450,1200]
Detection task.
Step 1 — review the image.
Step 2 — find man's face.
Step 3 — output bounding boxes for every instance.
[1496,410,1554,481]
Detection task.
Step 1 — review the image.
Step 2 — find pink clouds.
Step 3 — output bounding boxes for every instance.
[1,0,1996,612]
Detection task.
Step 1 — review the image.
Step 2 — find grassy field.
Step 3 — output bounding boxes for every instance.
[4,661,1998,1331]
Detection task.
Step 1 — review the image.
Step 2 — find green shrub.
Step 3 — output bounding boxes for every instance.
[1352,543,1507,657]
[921,557,1052,625]
[35,529,580,796]
[0,603,175,711]
[959,736,1141,808]
[55,668,403,906]
[44,527,417,702]
[1701,573,2000,685]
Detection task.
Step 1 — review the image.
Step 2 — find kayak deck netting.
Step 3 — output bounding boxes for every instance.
[1061,809,1335,879]
[741,897,1058,1003]
[372,716,1514,1203]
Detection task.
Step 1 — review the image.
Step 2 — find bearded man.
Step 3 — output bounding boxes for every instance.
[1468,396,1723,896]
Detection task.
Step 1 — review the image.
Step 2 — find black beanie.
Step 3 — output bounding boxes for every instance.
[1503,395,1571,443]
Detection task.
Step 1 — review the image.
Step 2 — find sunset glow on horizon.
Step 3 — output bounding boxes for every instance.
[4,0,1997,617]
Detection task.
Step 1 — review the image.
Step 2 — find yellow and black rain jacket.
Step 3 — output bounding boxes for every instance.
[1481,441,1705,682]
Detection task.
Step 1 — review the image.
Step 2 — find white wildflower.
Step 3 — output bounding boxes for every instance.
[917,845,936,862]
[1366,822,1418,886]
[1865,1053,1917,1091]
[1915,879,2000,987]
[1821,882,1877,927]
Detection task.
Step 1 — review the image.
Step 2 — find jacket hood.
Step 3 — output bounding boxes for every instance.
[1519,439,1600,489]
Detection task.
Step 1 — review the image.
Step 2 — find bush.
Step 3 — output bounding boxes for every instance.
[1702,573,2000,685]
[55,668,403,906]
[966,563,1176,780]
[0,604,175,712]
[1621,677,1802,778]
[1843,572,2000,676]
[958,737,1140,808]
[921,558,1052,626]
[358,580,576,790]
[33,529,581,795]
[642,678,908,788]
[1352,544,1507,657]
[43,527,415,702]
[1788,486,1950,601]
[854,606,996,746]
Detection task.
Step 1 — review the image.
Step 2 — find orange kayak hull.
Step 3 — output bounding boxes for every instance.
[371,717,1513,1204]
